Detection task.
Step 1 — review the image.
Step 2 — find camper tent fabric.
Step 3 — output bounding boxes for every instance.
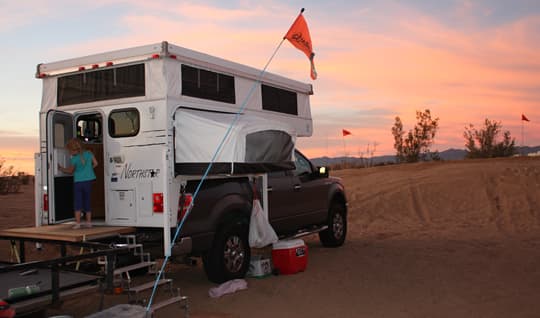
[174,108,296,175]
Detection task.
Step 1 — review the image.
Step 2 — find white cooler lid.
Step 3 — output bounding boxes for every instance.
[272,239,305,250]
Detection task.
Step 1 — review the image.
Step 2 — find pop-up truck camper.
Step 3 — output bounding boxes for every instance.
[33,41,314,276]
[33,41,347,285]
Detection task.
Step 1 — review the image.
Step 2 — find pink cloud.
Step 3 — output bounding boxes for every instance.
[301,8,540,158]
[9,1,539,163]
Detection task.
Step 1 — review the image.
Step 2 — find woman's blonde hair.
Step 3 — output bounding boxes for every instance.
[66,138,85,165]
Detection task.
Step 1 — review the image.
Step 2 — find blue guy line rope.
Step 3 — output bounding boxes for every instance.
[145,38,286,312]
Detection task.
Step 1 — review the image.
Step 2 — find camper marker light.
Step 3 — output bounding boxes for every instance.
[38,73,47,78]
[153,193,164,213]
[92,64,99,69]
[151,54,160,59]
[43,194,48,211]
[178,193,193,221]
[106,62,113,67]
[78,66,86,71]
[169,54,177,59]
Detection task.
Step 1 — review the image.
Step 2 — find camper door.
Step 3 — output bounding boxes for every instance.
[46,110,75,223]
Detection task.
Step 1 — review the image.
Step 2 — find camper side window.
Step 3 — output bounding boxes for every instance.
[109,109,140,138]
[261,85,298,115]
[181,64,235,104]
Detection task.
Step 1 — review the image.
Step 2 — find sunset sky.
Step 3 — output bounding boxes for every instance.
[1,0,539,174]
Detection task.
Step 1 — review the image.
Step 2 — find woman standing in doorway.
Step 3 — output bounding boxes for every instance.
[58,138,98,229]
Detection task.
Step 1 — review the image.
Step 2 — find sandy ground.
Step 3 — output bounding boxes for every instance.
[1,156,540,317]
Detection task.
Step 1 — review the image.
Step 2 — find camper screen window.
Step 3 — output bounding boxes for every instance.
[181,65,235,104]
[109,109,140,138]
[57,64,145,106]
[261,85,298,115]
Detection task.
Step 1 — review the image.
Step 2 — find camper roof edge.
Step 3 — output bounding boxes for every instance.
[36,41,313,95]
[36,42,164,77]
[166,43,313,95]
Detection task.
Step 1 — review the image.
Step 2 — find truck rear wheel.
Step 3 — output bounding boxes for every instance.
[203,217,251,283]
[319,201,347,247]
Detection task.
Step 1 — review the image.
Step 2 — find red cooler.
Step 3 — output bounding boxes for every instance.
[272,239,308,275]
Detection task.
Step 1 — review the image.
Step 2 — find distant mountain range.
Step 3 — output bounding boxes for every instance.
[311,146,540,167]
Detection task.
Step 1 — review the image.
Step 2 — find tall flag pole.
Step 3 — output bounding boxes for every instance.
[284,8,317,80]
[145,8,318,312]
[521,114,530,156]
[342,129,351,158]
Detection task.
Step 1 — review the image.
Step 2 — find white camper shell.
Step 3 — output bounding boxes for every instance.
[34,41,313,255]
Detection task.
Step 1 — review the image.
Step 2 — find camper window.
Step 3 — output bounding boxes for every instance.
[54,123,67,148]
[181,64,235,104]
[77,114,102,143]
[261,85,298,115]
[57,64,145,106]
[109,109,140,138]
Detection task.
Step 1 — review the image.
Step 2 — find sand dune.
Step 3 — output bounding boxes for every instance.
[341,157,540,240]
[2,157,540,317]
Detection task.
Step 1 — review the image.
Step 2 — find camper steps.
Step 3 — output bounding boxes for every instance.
[149,294,189,317]
[114,261,155,276]
[111,243,143,249]
[117,234,153,265]
[129,278,173,294]
[127,278,173,303]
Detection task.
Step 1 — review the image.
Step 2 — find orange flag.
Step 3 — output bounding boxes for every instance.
[342,129,352,137]
[284,8,317,80]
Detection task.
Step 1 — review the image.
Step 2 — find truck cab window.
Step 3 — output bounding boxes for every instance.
[293,152,312,177]
[109,108,140,138]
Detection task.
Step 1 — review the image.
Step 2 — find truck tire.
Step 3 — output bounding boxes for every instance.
[319,201,347,247]
[203,217,251,283]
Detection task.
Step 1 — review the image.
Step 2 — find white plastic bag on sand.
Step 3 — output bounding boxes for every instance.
[249,199,278,248]
[208,279,248,298]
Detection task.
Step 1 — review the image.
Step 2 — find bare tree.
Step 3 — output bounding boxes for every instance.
[392,109,439,163]
[464,119,516,158]
[0,158,20,194]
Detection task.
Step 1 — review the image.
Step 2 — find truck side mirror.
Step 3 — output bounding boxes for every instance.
[318,166,329,178]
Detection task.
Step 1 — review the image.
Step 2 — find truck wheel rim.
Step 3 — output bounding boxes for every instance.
[224,235,245,273]
[333,213,344,239]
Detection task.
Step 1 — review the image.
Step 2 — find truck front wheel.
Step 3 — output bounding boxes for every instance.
[203,218,251,283]
[319,201,347,247]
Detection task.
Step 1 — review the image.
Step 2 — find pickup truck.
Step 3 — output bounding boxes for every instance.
[161,150,348,283]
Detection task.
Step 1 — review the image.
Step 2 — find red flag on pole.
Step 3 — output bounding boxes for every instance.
[342,129,352,137]
[284,8,317,80]
[522,114,530,122]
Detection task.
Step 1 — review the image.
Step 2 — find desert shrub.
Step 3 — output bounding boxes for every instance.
[0,158,20,194]
[392,109,440,163]
[18,172,31,185]
[464,119,516,159]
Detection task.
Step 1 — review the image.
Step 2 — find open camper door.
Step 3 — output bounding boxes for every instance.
[46,110,75,224]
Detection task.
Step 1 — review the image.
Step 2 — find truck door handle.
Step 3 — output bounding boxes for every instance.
[293,184,301,191]
[267,186,273,192]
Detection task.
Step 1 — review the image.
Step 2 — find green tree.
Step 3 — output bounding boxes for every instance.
[392,109,440,163]
[464,119,516,158]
